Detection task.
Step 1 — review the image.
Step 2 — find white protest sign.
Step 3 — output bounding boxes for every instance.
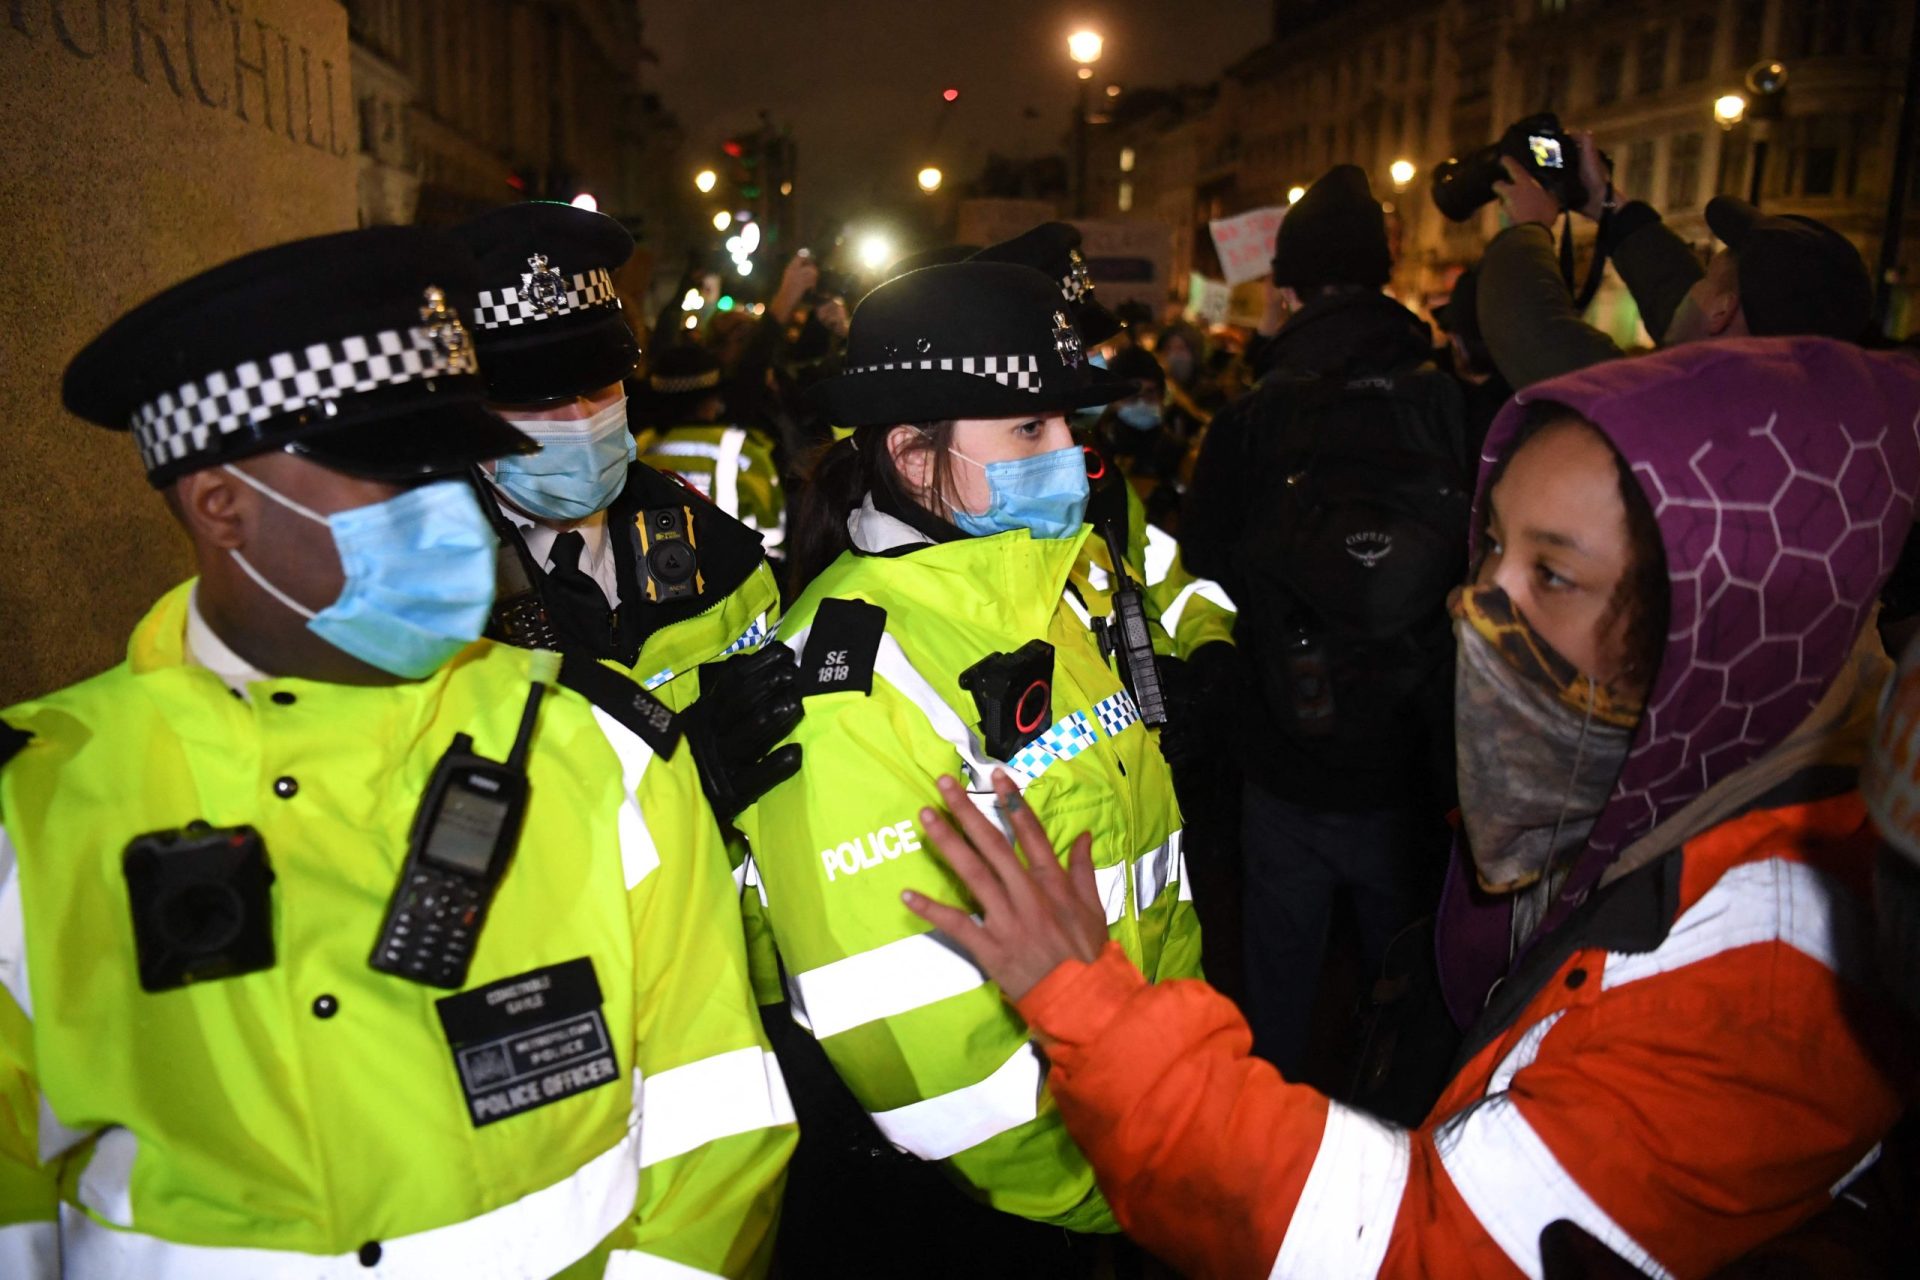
[1207,205,1288,286]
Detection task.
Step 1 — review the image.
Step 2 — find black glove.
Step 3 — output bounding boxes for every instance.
[682,642,804,824]
[1153,654,1200,770]
[1187,641,1246,743]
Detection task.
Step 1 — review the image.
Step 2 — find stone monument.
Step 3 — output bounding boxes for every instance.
[1,0,357,705]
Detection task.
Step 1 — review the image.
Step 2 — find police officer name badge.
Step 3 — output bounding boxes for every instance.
[435,957,620,1126]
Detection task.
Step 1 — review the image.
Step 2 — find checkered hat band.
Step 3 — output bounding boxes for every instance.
[650,369,722,394]
[472,267,618,329]
[128,326,464,474]
[842,354,1042,393]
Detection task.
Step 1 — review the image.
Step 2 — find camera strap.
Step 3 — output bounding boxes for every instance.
[1559,203,1613,313]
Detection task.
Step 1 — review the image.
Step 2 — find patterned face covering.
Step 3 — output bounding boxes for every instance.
[1450,585,1645,894]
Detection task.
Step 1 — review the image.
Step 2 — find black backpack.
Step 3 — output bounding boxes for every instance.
[1232,364,1472,759]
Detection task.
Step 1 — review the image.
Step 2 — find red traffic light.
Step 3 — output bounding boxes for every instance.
[722,138,745,158]
[942,88,960,102]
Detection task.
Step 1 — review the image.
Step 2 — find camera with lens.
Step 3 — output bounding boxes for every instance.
[124,822,276,993]
[639,504,705,602]
[1431,113,1599,223]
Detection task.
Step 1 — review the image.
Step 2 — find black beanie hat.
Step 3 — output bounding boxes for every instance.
[1270,164,1391,290]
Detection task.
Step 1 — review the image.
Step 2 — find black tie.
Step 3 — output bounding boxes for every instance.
[544,530,612,613]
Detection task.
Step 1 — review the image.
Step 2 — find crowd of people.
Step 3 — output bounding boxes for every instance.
[4,120,1920,1280]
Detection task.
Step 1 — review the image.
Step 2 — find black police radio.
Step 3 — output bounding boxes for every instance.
[370,679,547,988]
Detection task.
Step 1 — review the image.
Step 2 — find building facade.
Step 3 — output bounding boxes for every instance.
[1087,0,1918,338]
[344,0,697,309]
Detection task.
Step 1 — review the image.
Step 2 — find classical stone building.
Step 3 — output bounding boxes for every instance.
[1086,0,1918,338]
[343,0,695,298]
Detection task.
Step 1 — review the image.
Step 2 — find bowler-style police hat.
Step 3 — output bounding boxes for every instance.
[63,226,532,488]
[811,262,1132,427]
[970,222,1121,345]
[450,202,640,407]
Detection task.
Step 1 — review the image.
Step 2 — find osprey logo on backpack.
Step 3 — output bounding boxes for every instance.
[1345,531,1394,568]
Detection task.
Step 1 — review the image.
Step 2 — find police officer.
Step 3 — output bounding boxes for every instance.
[630,343,788,562]
[449,205,798,817]
[750,262,1202,1271]
[0,227,795,1277]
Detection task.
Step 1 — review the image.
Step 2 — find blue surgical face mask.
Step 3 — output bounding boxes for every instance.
[1116,399,1163,431]
[224,465,498,679]
[948,443,1089,541]
[489,397,636,521]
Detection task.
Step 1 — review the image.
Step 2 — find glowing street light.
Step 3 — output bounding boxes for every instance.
[1288,185,1307,204]
[682,314,699,330]
[857,233,894,272]
[1389,159,1416,191]
[712,210,733,231]
[1067,30,1103,65]
[680,288,703,312]
[570,192,598,212]
[1068,29,1104,218]
[917,166,944,193]
[695,169,717,194]
[1713,93,1748,129]
[738,221,762,253]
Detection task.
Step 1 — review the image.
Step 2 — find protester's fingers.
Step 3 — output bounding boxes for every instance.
[1065,833,1100,913]
[990,770,1058,878]
[917,797,1013,921]
[901,889,993,956]
[937,775,1034,896]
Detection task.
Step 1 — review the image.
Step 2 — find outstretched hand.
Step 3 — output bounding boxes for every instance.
[902,771,1108,1002]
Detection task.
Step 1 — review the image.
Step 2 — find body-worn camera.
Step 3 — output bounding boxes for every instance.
[960,640,1056,761]
[1431,113,1598,222]
[124,823,276,993]
[638,504,705,603]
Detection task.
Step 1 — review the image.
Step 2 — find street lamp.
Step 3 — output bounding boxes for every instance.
[1389,159,1416,191]
[694,169,717,194]
[917,166,944,193]
[1288,185,1307,204]
[712,210,732,231]
[569,192,598,212]
[1742,60,1790,206]
[857,233,894,272]
[1713,93,1747,129]
[1068,29,1104,217]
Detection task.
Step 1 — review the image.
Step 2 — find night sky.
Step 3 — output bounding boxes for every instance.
[646,1,1273,245]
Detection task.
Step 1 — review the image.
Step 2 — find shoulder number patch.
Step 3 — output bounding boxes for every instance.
[798,598,887,697]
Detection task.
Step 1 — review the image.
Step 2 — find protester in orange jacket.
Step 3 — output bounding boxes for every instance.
[904,337,1919,1279]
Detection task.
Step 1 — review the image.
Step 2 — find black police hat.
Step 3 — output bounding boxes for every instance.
[450,201,640,406]
[63,226,532,488]
[970,222,1122,344]
[1705,196,1872,343]
[630,343,723,427]
[812,262,1132,427]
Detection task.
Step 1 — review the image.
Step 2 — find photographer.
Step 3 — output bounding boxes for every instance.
[1482,128,1873,389]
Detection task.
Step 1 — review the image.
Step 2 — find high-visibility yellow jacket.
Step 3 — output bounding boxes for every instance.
[633,424,786,559]
[735,498,1203,1233]
[0,583,795,1279]
[1076,461,1235,660]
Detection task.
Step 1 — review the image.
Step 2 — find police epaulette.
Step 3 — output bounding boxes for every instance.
[797,598,887,697]
[0,720,29,769]
[556,652,682,757]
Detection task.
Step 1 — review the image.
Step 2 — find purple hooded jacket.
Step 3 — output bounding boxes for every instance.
[1437,336,1920,1023]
